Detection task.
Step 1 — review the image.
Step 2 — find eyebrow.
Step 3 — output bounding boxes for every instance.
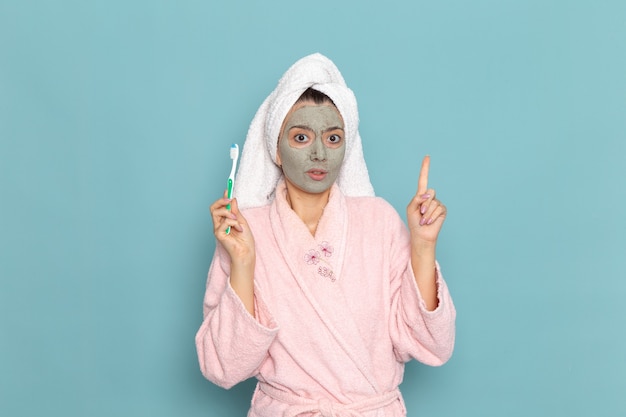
[289,125,344,133]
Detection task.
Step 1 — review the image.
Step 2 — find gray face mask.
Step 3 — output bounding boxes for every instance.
[278,104,346,195]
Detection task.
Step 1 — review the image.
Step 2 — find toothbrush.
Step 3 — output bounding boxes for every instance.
[225,143,239,234]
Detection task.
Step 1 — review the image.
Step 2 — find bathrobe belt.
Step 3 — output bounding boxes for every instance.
[259,382,401,417]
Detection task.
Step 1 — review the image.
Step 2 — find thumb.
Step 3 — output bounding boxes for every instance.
[230,198,246,224]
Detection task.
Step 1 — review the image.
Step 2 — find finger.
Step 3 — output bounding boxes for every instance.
[421,199,440,225]
[417,155,431,196]
[210,193,231,213]
[231,198,251,226]
[215,218,243,238]
[419,188,436,215]
[425,204,447,225]
[215,198,247,236]
[230,197,241,216]
[212,207,237,236]
[407,188,434,215]
[212,207,236,223]
[224,188,233,211]
[423,198,440,220]
[210,202,234,229]
[210,191,232,217]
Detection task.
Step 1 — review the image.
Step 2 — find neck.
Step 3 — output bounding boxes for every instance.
[284,180,331,236]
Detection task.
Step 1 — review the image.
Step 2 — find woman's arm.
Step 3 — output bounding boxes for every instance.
[410,242,438,311]
[210,192,256,316]
[197,194,279,387]
[406,156,447,311]
[195,249,278,387]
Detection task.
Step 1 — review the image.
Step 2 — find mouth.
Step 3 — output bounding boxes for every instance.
[306,169,328,181]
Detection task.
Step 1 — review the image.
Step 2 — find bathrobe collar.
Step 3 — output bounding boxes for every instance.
[270,179,381,393]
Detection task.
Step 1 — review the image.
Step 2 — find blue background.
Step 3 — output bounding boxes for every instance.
[2,1,625,416]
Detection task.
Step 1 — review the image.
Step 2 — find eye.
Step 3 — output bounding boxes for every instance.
[294,134,309,143]
[328,134,342,144]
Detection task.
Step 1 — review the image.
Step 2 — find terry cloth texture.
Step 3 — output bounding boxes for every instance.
[196,181,456,416]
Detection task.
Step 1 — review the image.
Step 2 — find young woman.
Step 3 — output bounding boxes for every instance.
[196,53,456,417]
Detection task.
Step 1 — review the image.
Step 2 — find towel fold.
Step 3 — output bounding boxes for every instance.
[234,53,375,210]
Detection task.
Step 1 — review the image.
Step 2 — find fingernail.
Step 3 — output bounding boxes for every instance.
[420,205,427,214]
[421,194,431,200]
[420,217,426,226]
[427,218,434,225]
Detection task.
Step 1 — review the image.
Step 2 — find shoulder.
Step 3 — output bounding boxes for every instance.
[344,196,410,250]
[346,195,399,214]
[240,204,271,231]
[241,204,270,218]
[345,195,404,226]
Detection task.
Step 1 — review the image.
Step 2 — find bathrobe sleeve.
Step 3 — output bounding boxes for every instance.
[386,204,456,367]
[195,244,279,389]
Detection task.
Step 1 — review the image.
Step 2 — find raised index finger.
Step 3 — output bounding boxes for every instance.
[417,155,430,195]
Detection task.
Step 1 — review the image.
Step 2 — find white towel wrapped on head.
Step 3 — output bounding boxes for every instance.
[234,53,375,210]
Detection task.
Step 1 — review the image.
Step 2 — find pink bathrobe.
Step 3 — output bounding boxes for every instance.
[196,181,456,416]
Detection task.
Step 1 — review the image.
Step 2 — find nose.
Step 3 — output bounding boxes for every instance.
[309,137,327,161]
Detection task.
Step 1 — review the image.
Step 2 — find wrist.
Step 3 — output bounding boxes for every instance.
[231,254,255,270]
[228,244,255,265]
[410,237,437,254]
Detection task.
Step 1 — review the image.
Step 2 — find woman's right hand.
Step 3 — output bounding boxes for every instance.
[210,191,256,265]
[210,191,257,316]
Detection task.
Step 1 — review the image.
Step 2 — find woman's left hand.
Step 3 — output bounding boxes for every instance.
[406,155,447,246]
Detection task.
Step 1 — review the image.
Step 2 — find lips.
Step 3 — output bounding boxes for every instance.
[306,168,328,181]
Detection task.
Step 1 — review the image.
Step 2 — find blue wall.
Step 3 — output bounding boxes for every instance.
[2,1,625,416]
